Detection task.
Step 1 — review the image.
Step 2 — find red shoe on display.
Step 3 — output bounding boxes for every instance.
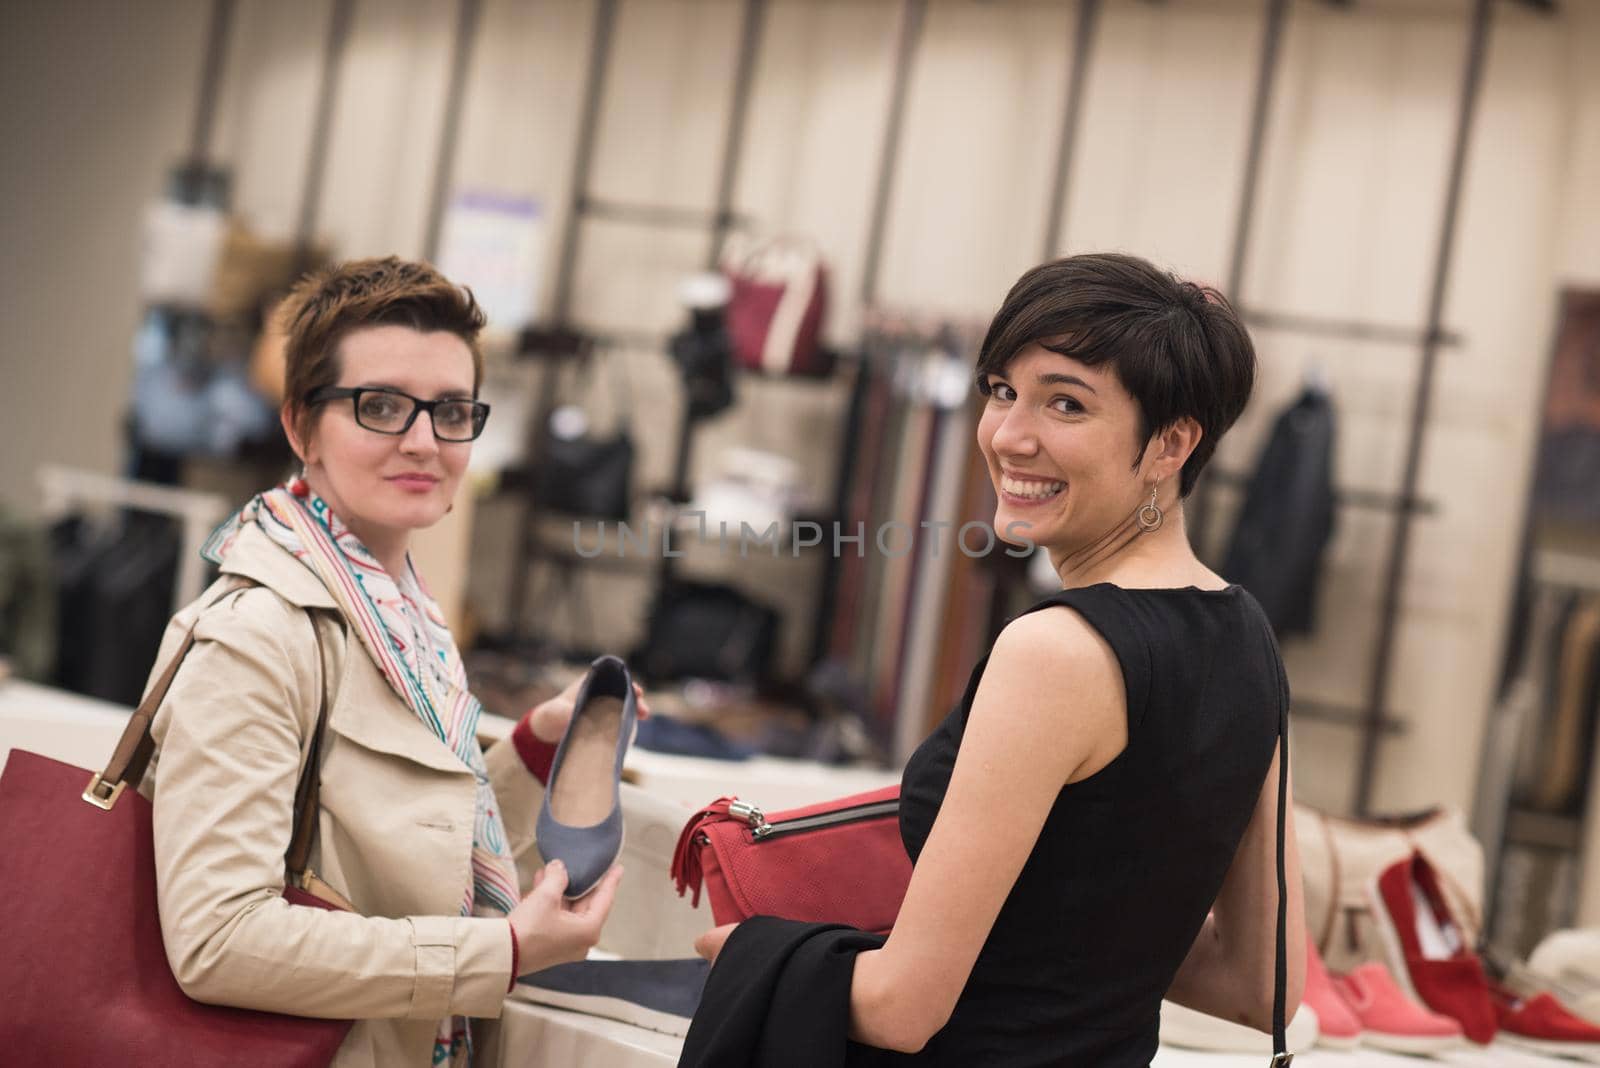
[1303,937,1362,1049]
[1366,851,1498,1045]
[1494,985,1600,1062]
[1332,961,1464,1055]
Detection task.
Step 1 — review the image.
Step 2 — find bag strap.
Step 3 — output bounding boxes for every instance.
[1271,677,1293,1066]
[285,609,334,880]
[83,576,334,883]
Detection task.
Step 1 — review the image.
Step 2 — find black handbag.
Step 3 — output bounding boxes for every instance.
[532,347,635,521]
[634,580,780,684]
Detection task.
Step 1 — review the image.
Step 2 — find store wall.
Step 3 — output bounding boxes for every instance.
[0,0,210,514]
[4,0,1599,817]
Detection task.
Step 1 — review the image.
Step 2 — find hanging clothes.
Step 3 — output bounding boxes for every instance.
[1221,386,1337,637]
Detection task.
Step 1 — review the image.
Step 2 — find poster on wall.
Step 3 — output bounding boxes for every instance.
[436,191,546,340]
[1533,290,1600,527]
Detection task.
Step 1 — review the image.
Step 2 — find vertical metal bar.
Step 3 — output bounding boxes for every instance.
[295,0,355,260]
[1039,0,1101,261]
[188,0,237,161]
[1191,0,1289,560]
[421,0,485,262]
[707,0,769,268]
[859,0,927,307]
[1225,0,1290,302]
[1354,0,1493,815]
[550,0,619,325]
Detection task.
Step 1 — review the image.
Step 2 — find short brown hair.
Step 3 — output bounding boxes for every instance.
[279,256,486,447]
[975,253,1256,497]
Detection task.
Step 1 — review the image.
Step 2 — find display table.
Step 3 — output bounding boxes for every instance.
[477,999,680,1068]
[0,677,131,769]
[0,682,1580,1068]
[477,1002,1579,1068]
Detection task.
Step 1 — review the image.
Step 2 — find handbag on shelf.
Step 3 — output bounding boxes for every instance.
[531,346,635,521]
[634,579,780,685]
[1297,802,1484,974]
[0,578,353,1065]
[720,235,831,377]
[669,784,910,935]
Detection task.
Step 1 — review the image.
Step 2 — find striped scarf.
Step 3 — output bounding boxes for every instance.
[204,478,517,1066]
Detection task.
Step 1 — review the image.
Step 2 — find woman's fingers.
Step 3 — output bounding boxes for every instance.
[536,859,568,900]
[571,865,624,920]
[694,923,739,963]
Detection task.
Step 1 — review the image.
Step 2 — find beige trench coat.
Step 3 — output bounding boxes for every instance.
[137,523,547,1068]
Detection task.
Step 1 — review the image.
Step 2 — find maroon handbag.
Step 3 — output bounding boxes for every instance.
[670,784,910,935]
[0,581,353,1065]
[720,236,831,377]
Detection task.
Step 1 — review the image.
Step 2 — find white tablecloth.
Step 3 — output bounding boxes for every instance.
[1,682,1577,1068]
[479,999,681,1068]
[478,1005,1578,1068]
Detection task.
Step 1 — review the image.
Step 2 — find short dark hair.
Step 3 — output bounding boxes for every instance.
[279,256,486,447]
[974,252,1255,497]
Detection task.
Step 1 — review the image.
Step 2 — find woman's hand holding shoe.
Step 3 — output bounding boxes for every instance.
[507,859,625,976]
[529,677,650,744]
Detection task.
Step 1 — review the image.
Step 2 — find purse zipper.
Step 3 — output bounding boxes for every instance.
[671,794,900,906]
[727,797,899,841]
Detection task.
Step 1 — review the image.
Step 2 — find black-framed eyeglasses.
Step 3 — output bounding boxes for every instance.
[306,386,490,442]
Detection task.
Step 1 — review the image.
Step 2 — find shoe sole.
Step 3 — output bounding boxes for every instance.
[1364,873,1490,1047]
[1314,1031,1361,1051]
[512,985,692,1038]
[1498,1032,1600,1063]
[1362,1030,1465,1055]
[1158,1002,1319,1053]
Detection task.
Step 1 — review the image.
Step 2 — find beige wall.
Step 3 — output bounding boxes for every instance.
[4,0,1600,817]
[0,0,210,510]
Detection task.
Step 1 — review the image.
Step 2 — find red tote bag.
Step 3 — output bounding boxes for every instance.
[670,784,911,935]
[0,583,351,1065]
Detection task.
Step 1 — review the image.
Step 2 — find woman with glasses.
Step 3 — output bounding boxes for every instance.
[136,257,642,1068]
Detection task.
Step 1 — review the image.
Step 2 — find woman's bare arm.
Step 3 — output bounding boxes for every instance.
[847,607,1126,1052]
[1164,749,1305,1031]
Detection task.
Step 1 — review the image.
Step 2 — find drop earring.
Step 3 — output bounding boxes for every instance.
[1136,483,1164,534]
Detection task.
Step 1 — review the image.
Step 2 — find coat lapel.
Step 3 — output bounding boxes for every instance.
[220,524,472,777]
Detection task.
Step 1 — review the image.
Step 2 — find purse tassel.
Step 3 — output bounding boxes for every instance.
[671,797,738,907]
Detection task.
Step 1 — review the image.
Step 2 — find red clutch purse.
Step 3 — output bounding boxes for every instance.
[670,784,911,935]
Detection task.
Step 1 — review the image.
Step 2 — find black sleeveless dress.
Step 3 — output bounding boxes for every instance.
[898,583,1287,1067]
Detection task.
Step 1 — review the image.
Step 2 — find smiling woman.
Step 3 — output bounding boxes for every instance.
[681,253,1305,1068]
[971,253,1256,591]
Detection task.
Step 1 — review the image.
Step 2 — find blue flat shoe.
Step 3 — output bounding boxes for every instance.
[536,655,635,900]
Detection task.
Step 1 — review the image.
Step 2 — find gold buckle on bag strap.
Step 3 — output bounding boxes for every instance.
[82,773,126,811]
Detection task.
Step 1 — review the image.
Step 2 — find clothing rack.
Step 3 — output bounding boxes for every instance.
[503,0,933,680]
[38,466,230,615]
[504,0,772,644]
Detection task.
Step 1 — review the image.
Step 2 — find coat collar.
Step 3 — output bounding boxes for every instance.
[215,522,338,610]
[218,523,470,776]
